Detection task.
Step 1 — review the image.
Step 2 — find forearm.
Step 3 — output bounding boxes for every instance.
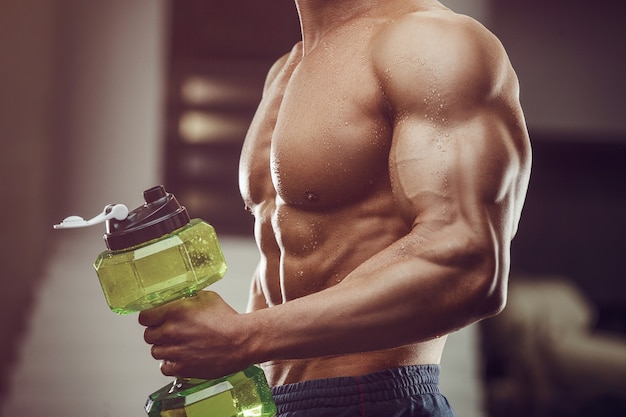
[242,227,504,365]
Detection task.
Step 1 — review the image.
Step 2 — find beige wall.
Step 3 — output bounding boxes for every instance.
[0,2,61,385]
[0,0,167,397]
[0,0,167,250]
[57,0,167,213]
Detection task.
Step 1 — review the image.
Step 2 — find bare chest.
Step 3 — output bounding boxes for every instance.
[273,58,392,212]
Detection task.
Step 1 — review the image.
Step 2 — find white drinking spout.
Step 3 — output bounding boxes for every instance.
[54,204,129,229]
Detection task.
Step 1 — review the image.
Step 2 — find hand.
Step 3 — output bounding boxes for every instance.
[138,290,251,380]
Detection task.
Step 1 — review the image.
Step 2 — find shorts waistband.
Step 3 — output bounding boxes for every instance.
[270,364,441,412]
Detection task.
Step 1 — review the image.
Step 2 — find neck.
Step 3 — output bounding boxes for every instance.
[294,0,385,53]
[293,0,439,54]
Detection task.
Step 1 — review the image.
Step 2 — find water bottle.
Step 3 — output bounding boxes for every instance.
[54,185,276,417]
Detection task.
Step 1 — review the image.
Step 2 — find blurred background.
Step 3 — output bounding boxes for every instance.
[0,0,624,416]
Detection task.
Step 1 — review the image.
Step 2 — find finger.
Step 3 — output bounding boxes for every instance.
[151,344,164,360]
[138,306,166,327]
[143,326,162,345]
[160,360,179,377]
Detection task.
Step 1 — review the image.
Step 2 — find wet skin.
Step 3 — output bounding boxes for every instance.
[140,0,531,387]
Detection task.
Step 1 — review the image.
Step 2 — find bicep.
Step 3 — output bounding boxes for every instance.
[390,109,523,238]
[379,16,530,239]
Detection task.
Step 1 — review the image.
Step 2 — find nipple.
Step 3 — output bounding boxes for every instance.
[303,191,319,202]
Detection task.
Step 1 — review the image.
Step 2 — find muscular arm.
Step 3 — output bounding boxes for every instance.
[240,14,531,363]
[140,13,531,380]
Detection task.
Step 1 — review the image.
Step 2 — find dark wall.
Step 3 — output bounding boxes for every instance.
[510,133,626,327]
[162,0,301,234]
[490,2,626,135]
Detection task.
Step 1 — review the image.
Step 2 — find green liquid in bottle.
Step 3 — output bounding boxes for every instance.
[146,366,276,417]
[95,218,277,416]
[95,217,277,416]
[94,219,227,314]
[58,185,276,416]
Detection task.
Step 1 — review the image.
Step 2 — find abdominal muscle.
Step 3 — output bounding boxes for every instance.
[255,198,448,386]
[263,342,447,386]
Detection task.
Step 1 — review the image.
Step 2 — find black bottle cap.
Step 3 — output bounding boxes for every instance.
[104,185,190,250]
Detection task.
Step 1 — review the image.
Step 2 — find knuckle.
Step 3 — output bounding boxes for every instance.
[143,328,153,344]
[160,360,177,376]
[138,312,147,326]
[151,345,162,360]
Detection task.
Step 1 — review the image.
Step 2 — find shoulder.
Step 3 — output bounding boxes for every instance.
[371,10,518,110]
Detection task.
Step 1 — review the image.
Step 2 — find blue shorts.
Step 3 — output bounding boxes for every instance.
[270,364,456,417]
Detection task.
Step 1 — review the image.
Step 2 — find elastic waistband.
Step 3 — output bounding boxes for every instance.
[270,365,441,413]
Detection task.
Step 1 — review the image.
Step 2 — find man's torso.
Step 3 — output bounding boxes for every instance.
[239,4,449,385]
